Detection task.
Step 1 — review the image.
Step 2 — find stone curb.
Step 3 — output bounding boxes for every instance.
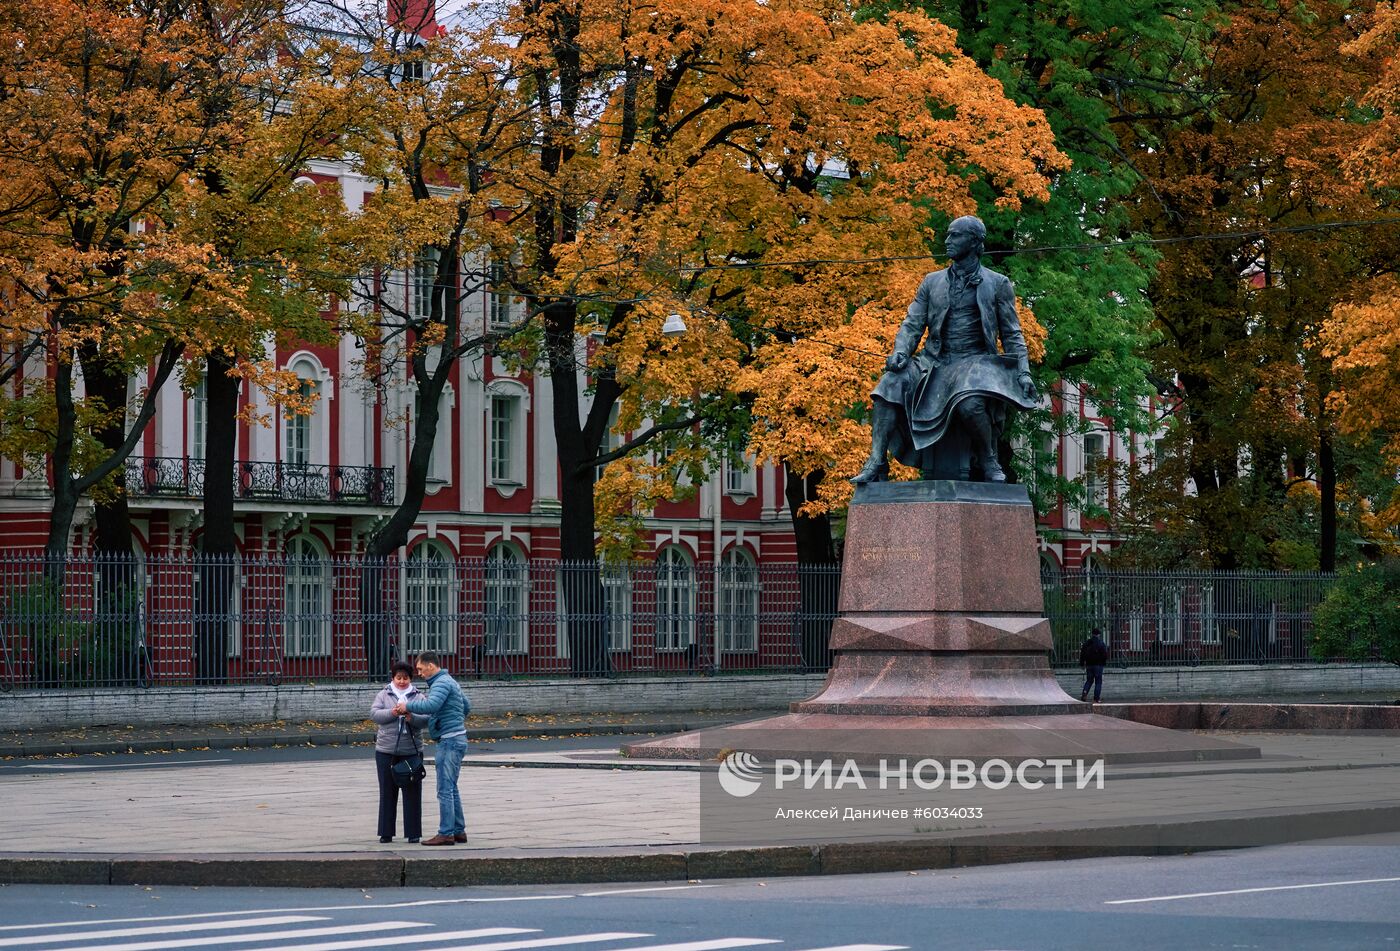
[3,803,1397,888]
[0,722,709,759]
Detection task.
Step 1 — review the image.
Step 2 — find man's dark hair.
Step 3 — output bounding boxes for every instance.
[1090,627,1103,639]
[416,651,441,668]
[390,661,414,678]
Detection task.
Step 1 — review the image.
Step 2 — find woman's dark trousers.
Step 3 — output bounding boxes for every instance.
[375,751,423,839]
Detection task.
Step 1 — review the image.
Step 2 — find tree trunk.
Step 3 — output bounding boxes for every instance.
[195,351,240,684]
[44,360,78,576]
[81,347,144,685]
[1319,427,1337,573]
[360,367,447,679]
[546,301,611,677]
[785,467,838,671]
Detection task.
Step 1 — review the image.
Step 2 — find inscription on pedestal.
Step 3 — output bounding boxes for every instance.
[856,545,926,565]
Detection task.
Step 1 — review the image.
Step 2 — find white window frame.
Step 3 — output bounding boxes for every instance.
[1083,432,1107,507]
[489,393,522,486]
[1031,430,1056,497]
[655,545,695,651]
[404,541,457,656]
[190,378,207,462]
[484,543,527,654]
[415,384,455,486]
[718,548,759,653]
[724,449,756,498]
[486,260,512,330]
[284,536,330,657]
[1158,586,1183,645]
[602,564,632,652]
[413,254,437,321]
[596,404,622,484]
[1200,583,1220,645]
[285,378,315,468]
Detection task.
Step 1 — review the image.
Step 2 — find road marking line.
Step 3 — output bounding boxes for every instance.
[577,886,723,897]
[249,927,539,951]
[0,919,326,948]
[6,761,233,771]
[1105,876,1400,905]
[421,936,651,951]
[792,946,910,950]
[56,921,429,951]
[596,942,780,951]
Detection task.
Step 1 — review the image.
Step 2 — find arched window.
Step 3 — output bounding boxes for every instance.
[719,548,759,653]
[405,541,456,655]
[284,536,330,657]
[655,546,694,651]
[484,543,526,654]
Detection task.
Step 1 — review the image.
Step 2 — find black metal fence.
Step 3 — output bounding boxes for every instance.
[1042,569,1339,667]
[0,553,1355,691]
[0,553,840,690]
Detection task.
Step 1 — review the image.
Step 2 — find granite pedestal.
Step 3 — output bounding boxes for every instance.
[626,481,1257,765]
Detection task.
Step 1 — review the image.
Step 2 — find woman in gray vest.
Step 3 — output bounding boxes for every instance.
[369,661,427,843]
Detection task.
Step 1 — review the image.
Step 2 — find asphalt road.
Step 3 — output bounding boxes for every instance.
[2,835,1398,950]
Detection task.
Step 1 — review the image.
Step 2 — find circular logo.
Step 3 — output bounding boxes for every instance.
[716,751,764,798]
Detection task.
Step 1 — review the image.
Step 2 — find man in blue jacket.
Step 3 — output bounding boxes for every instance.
[393,651,469,845]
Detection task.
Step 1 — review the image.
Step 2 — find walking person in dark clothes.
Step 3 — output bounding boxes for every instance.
[1079,627,1109,703]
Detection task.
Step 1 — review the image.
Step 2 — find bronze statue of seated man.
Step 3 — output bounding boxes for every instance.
[852,215,1039,484]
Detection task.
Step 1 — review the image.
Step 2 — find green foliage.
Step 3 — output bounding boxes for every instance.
[5,580,84,688]
[1311,559,1400,665]
[3,573,146,687]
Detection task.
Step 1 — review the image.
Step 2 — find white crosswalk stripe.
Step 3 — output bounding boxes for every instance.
[0,905,911,951]
[248,928,539,951]
[54,921,429,951]
[589,941,781,951]
[421,936,651,951]
[0,918,327,948]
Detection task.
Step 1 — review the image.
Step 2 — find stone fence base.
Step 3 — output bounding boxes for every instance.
[1,663,1396,731]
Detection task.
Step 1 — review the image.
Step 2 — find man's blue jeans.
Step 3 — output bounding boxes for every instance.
[432,734,467,837]
[1081,665,1104,702]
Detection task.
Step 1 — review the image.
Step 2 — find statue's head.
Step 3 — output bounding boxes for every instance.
[944,215,986,263]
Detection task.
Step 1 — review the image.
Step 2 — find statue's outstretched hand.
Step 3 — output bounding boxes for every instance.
[886,351,909,372]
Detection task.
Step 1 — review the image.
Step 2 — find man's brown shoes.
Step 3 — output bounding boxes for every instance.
[420,834,456,846]
[454,834,468,843]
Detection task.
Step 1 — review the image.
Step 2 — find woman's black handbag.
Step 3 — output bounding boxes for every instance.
[390,717,426,788]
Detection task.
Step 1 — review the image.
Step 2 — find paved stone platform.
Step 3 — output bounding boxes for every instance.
[1,731,1397,886]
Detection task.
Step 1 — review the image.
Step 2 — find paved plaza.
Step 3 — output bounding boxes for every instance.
[2,732,1398,856]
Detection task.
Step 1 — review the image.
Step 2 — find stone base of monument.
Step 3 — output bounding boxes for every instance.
[625,480,1258,766]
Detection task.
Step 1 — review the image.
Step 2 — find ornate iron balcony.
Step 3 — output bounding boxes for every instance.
[125,457,395,507]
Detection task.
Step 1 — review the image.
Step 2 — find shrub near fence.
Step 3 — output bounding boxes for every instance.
[0,553,1358,691]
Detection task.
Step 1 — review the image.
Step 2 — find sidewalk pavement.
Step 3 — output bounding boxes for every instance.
[1,727,1398,887]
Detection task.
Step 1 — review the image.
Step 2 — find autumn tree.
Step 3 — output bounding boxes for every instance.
[0,0,293,580]
[164,36,368,680]
[1322,0,1400,545]
[1122,0,1390,569]
[307,0,1064,671]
